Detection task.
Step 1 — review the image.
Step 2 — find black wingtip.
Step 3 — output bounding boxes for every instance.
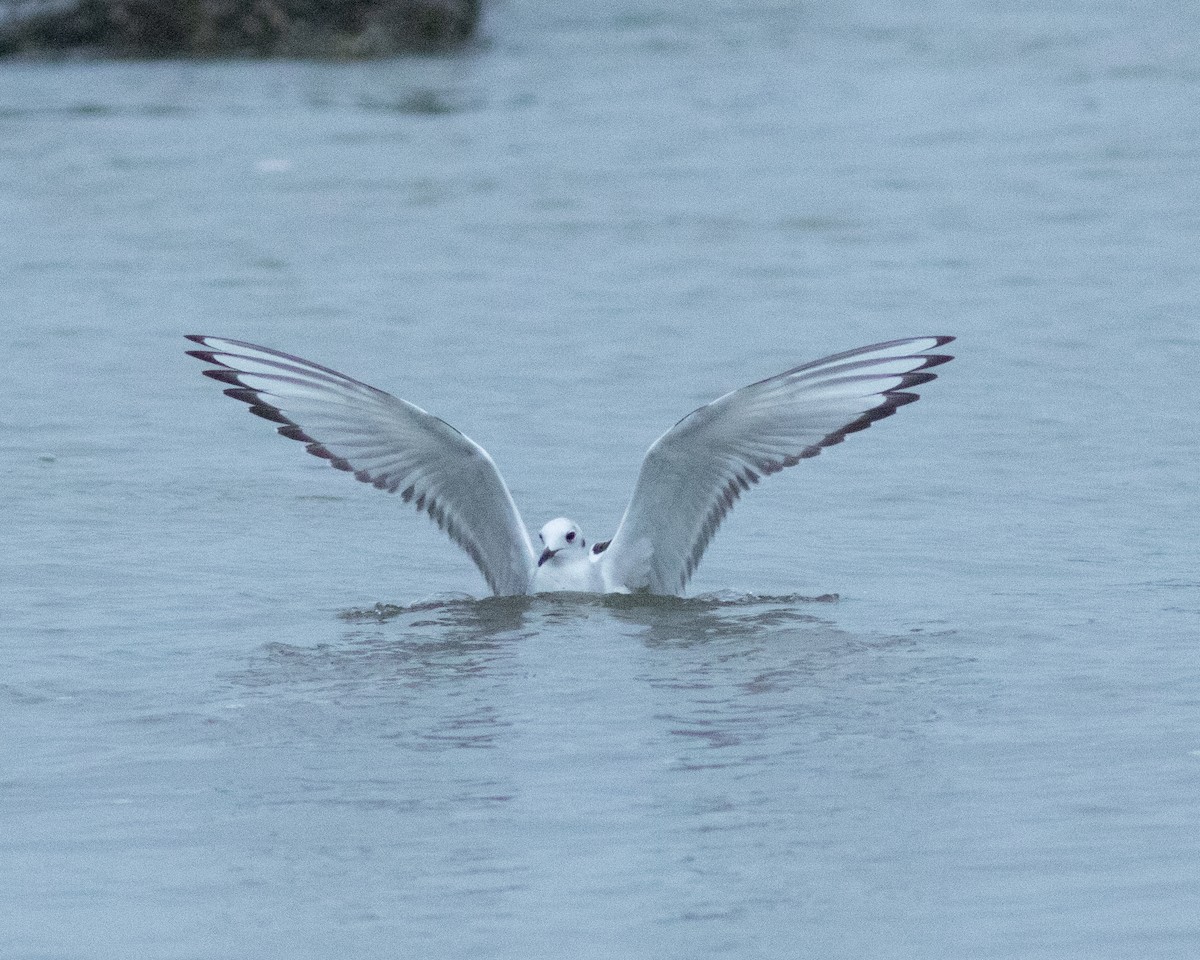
[223,387,260,404]
[201,368,242,385]
[896,370,939,390]
[902,338,955,372]
[918,353,955,372]
[277,424,313,441]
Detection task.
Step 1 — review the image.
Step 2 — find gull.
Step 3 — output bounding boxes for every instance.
[186,335,954,596]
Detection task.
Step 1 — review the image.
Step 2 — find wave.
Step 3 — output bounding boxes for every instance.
[339,590,839,622]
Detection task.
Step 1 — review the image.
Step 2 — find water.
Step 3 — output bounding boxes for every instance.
[3,1,1199,956]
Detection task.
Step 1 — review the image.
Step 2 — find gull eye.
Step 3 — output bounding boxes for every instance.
[566,531,576,543]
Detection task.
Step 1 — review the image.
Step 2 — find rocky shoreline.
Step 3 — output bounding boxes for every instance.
[0,0,480,57]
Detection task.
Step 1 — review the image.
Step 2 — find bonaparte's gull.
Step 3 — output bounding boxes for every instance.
[186,335,953,595]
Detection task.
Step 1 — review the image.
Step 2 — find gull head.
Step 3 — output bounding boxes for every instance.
[537,517,586,566]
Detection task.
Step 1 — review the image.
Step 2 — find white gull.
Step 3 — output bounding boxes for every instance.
[186,335,954,596]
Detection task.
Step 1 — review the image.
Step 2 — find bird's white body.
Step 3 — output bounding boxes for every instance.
[532,544,606,593]
[530,517,632,593]
[532,551,604,593]
[186,335,954,596]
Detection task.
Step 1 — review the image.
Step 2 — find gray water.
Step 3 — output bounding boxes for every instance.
[3,1,1199,957]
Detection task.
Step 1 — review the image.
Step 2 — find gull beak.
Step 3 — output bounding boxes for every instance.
[538,547,557,567]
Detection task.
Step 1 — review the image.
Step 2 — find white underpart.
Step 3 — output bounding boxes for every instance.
[532,547,606,593]
[187,335,953,597]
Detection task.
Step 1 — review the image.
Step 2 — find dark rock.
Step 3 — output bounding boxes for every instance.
[0,0,481,57]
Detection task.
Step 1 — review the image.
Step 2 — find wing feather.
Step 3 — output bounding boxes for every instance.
[601,336,954,595]
[185,335,536,596]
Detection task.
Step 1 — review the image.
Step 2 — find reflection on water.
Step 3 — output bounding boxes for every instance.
[223,592,875,772]
[602,591,838,648]
[341,590,837,628]
[207,586,979,957]
[341,592,535,625]
[236,592,845,699]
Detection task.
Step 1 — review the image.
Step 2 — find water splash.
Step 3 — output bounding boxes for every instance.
[340,590,839,622]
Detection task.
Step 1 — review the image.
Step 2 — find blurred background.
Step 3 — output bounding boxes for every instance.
[0,0,481,56]
[2,2,1198,958]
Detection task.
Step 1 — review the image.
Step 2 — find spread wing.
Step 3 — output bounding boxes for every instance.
[185,335,536,596]
[600,336,955,595]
